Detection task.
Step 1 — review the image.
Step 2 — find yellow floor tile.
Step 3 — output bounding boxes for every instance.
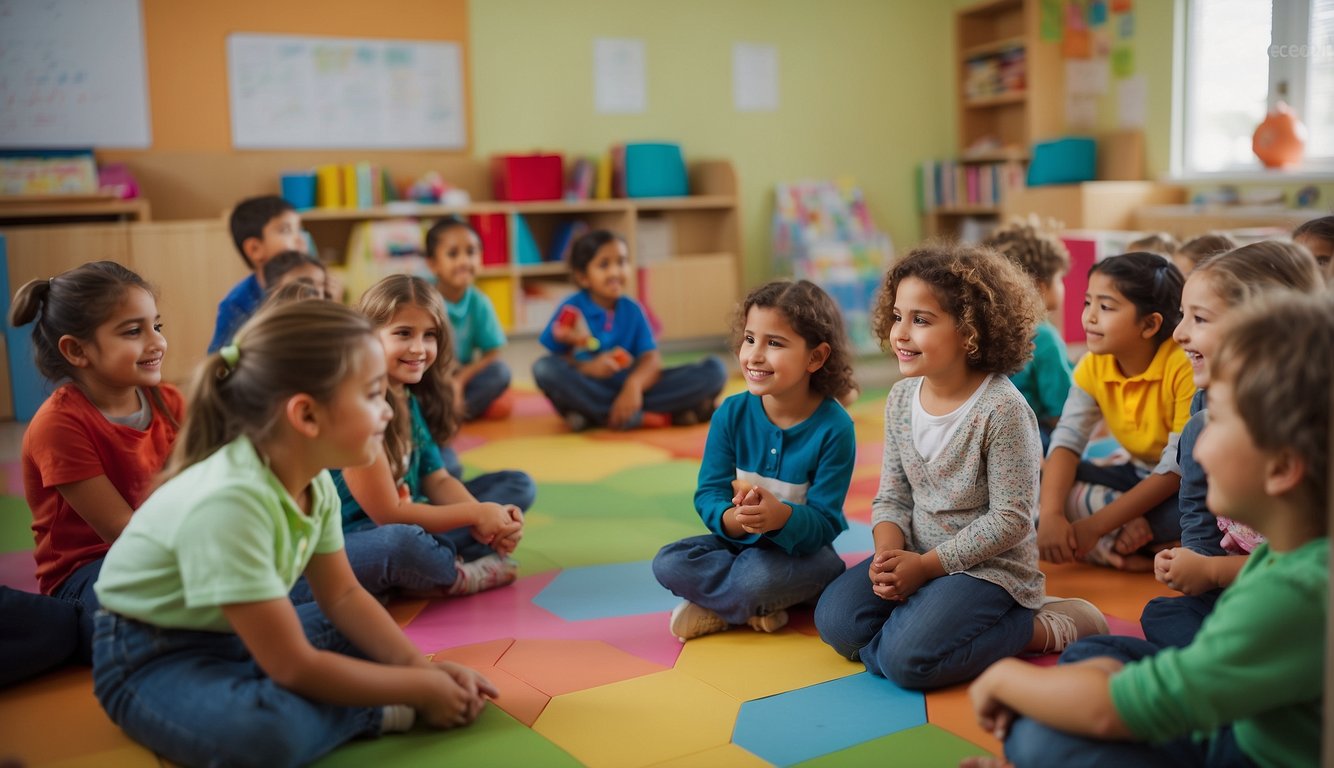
[647,743,771,767]
[674,629,863,702]
[0,667,157,766]
[461,435,671,483]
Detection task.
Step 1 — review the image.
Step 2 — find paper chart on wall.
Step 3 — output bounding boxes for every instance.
[227,33,466,149]
[0,0,152,148]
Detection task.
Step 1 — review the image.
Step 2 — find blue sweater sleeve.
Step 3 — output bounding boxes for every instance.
[694,398,760,545]
[766,419,855,556]
[1177,405,1225,556]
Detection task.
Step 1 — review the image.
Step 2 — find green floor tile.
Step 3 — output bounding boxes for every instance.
[0,496,34,554]
[514,547,562,578]
[313,705,581,768]
[519,513,702,569]
[793,723,990,768]
[599,460,701,498]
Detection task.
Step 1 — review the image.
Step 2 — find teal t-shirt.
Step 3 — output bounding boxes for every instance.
[95,436,345,633]
[445,284,506,365]
[333,391,445,532]
[1008,321,1072,424]
[1109,539,1327,768]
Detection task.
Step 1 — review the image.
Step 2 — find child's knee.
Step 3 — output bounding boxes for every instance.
[531,356,564,388]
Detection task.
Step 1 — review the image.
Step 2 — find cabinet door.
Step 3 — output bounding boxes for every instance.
[644,254,738,341]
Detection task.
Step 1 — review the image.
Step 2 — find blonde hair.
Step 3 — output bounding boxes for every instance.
[1211,291,1334,521]
[162,301,374,483]
[983,218,1071,285]
[872,243,1046,375]
[733,280,857,401]
[1127,232,1177,257]
[1176,233,1238,270]
[357,275,457,483]
[1192,240,1323,307]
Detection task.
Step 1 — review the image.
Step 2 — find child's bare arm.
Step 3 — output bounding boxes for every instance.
[970,657,1132,741]
[455,349,501,387]
[341,456,515,540]
[56,476,135,542]
[1071,472,1180,557]
[1038,447,1080,562]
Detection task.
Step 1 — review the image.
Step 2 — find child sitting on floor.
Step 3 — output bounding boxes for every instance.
[209,195,306,353]
[966,290,1332,768]
[1141,241,1323,649]
[814,245,1106,691]
[533,230,727,431]
[653,280,857,641]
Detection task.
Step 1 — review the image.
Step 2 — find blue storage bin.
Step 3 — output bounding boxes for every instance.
[624,143,688,198]
[1026,137,1096,186]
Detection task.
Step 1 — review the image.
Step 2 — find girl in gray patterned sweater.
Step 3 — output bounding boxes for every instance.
[814,244,1109,690]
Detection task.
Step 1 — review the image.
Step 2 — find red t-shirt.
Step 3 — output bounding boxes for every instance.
[22,384,184,593]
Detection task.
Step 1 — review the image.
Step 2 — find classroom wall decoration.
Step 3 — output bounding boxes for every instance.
[0,0,152,148]
[226,33,466,149]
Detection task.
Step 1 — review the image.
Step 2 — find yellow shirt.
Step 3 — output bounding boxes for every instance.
[1072,340,1195,466]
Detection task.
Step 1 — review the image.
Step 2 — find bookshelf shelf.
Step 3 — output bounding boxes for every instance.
[963,91,1027,108]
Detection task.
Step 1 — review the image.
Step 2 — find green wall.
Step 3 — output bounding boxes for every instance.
[469,0,960,288]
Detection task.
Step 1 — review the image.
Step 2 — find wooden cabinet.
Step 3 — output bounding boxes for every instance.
[1001,182,1187,231]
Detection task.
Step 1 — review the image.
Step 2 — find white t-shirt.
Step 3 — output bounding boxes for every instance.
[911,374,993,462]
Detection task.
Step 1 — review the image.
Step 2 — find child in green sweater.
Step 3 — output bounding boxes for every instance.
[964,290,1331,768]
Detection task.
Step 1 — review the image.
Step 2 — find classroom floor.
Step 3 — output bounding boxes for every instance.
[0,368,1171,768]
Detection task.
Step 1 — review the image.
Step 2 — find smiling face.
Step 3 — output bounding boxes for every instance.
[321,335,393,468]
[1173,272,1229,388]
[376,304,439,390]
[575,240,629,309]
[1082,271,1157,358]
[80,286,167,392]
[738,305,827,403]
[428,225,481,298]
[889,276,970,380]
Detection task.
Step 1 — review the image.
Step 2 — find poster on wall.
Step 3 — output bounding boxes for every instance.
[0,0,152,148]
[594,38,646,114]
[227,33,466,149]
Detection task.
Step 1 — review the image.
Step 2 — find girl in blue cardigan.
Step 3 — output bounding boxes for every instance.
[652,280,857,641]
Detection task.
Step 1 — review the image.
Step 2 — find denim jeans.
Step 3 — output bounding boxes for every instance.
[814,561,1035,690]
[291,524,494,603]
[1075,461,1182,543]
[462,358,511,421]
[651,535,845,625]
[1003,635,1257,768]
[1139,590,1221,649]
[531,354,728,426]
[51,557,104,663]
[92,604,381,768]
[439,445,537,512]
[0,586,80,687]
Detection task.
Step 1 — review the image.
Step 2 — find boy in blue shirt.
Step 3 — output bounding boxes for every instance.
[533,230,726,431]
[208,195,306,353]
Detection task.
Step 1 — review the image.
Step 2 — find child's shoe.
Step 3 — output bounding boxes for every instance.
[746,609,789,633]
[1034,596,1110,654]
[669,600,728,642]
[380,705,416,733]
[640,411,672,429]
[447,554,518,596]
[481,390,515,420]
[562,410,591,433]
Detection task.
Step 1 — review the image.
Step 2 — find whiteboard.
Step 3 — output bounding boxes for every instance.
[227,33,466,150]
[0,0,152,148]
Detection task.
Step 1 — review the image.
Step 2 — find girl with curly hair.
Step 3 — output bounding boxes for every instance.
[814,244,1107,690]
[1039,252,1192,573]
[653,280,858,641]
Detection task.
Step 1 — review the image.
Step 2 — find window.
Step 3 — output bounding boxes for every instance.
[1181,0,1334,174]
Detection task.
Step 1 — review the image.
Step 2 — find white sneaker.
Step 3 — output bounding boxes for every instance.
[1034,596,1110,654]
[380,704,416,733]
[447,554,518,596]
[746,610,789,633]
[669,600,728,642]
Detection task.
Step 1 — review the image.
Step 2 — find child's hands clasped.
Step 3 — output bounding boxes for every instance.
[417,660,499,730]
[1153,547,1215,595]
[491,505,524,557]
[471,502,523,548]
[868,549,931,602]
[1037,515,1078,563]
[732,485,792,534]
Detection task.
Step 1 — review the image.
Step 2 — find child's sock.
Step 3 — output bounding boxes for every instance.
[562,410,591,432]
[447,554,518,596]
[669,600,728,642]
[1033,596,1110,654]
[380,705,416,733]
[745,609,789,633]
[640,411,672,429]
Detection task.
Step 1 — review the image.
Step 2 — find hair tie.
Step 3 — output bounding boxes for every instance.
[219,343,240,370]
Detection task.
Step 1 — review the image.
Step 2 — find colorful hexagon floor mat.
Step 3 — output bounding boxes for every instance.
[0,384,1173,766]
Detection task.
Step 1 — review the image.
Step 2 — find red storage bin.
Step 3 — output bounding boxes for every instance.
[469,213,509,266]
[491,153,564,201]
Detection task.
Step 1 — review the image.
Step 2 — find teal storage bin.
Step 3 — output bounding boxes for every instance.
[1026,137,1096,186]
[624,143,688,198]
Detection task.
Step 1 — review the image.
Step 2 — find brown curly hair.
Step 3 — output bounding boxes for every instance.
[732,280,857,401]
[872,243,1045,375]
[983,219,1071,285]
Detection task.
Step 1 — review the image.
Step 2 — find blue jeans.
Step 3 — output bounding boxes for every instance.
[1075,461,1182,544]
[52,557,104,664]
[0,586,80,687]
[92,604,381,768]
[815,562,1035,690]
[291,524,495,603]
[531,354,728,427]
[439,444,537,512]
[462,358,511,421]
[1139,590,1221,649]
[651,535,845,625]
[1004,635,1257,768]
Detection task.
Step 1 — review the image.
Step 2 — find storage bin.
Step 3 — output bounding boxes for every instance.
[624,143,688,198]
[492,154,564,201]
[1026,137,1096,187]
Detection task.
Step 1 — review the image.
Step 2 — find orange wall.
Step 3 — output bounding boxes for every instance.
[138,0,471,152]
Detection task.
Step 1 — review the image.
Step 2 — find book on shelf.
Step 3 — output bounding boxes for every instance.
[918,159,1025,212]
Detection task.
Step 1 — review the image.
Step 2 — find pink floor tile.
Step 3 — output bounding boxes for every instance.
[0,550,37,592]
